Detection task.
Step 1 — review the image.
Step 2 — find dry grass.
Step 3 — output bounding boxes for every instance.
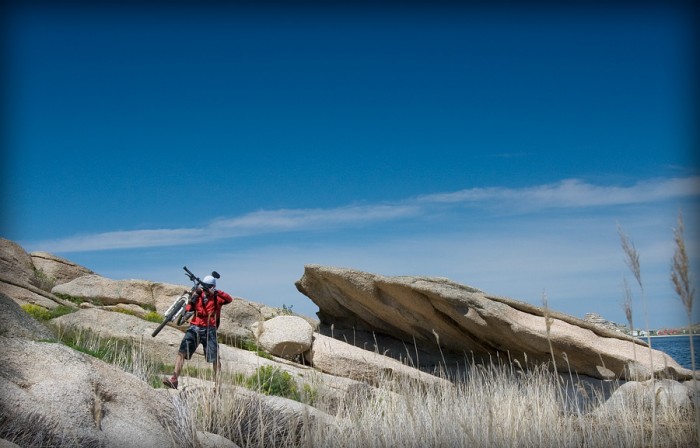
[157,356,698,448]
[48,326,697,448]
[618,223,658,446]
[671,210,699,444]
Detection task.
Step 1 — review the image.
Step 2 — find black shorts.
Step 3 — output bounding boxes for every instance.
[179,325,218,363]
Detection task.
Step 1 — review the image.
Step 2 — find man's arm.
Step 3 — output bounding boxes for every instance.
[217,290,233,304]
[185,290,201,311]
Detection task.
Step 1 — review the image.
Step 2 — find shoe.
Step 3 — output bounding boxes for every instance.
[162,376,178,390]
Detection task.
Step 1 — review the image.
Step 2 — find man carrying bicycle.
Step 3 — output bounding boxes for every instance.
[163,274,233,390]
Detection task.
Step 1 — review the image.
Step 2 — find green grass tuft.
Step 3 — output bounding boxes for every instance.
[22,304,75,321]
[143,311,163,323]
[113,308,139,317]
[33,269,57,292]
[246,365,300,400]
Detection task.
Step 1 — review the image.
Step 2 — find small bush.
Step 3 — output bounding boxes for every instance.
[53,293,84,305]
[143,311,163,323]
[301,383,318,406]
[22,304,52,321]
[22,304,75,321]
[33,269,57,292]
[142,303,156,312]
[113,308,139,317]
[280,303,294,315]
[246,365,300,401]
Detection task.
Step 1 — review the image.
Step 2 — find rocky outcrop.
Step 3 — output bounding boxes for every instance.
[2,238,696,446]
[52,274,184,308]
[296,265,693,381]
[595,378,695,415]
[0,238,37,287]
[51,308,188,365]
[584,312,628,334]
[0,337,190,447]
[305,333,452,389]
[0,239,70,310]
[0,292,56,341]
[50,307,375,414]
[219,299,318,345]
[0,279,66,310]
[30,251,94,286]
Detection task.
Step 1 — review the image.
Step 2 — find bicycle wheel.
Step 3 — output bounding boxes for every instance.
[151,298,185,337]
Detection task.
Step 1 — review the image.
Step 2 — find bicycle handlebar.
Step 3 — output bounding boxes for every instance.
[182,266,219,291]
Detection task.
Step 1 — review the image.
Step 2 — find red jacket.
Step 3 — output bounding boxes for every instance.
[185,289,233,328]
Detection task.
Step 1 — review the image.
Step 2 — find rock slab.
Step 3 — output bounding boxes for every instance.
[296,265,693,381]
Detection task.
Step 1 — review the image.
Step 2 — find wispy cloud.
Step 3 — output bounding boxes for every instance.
[32,204,421,252]
[209,204,420,232]
[418,176,700,208]
[30,176,699,253]
[33,228,209,252]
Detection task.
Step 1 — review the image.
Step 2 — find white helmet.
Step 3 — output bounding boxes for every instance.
[202,275,217,289]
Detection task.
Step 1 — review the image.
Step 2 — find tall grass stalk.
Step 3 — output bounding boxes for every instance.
[618,224,656,447]
[670,210,699,445]
[621,278,638,375]
[541,290,557,374]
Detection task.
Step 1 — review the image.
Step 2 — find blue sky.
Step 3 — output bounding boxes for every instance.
[3,2,699,329]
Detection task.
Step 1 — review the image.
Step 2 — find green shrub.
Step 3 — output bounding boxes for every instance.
[280,303,294,315]
[301,383,318,406]
[143,311,163,323]
[113,308,139,317]
[33,269,57,292]
[53,293,85,305]
[22,304,52,321]
[52,305,75,319]
[246,365,300,400]
[22,304,75,321]
[142,303,156,312]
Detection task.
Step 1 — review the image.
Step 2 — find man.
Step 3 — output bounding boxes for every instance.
[163,274,233,390]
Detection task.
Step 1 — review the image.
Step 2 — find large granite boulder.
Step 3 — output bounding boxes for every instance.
[0,292,55,341]
[305,333,452,389]
[296,265,694,381]
[53,274,185,309]
[218,297,318,344]
[252,315,314,358]
[0,337,189,447]
[51,308,188,366]
[0,239,66,309]
[30,251,94,286]
[0,238,36,287]
[0,280,65,310]
[595,378,694,415]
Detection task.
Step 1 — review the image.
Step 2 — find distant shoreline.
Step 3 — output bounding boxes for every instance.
[639,334,700,339]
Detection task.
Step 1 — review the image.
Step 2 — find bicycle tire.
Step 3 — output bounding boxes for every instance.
[176,310,193,326]
[151,299,185,337]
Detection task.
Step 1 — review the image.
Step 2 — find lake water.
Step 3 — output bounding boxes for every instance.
[644,335,700,370]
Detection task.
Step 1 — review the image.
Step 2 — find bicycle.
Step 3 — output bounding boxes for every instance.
[151,266,220,337]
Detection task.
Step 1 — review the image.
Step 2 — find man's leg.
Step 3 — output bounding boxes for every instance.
[164,330,196,389]
[174,351,185,380]
[164,351,185,389]
[211,354,223,395]
[205,328,221,392]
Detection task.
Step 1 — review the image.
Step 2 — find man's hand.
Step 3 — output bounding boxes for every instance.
[189,288,202,302]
